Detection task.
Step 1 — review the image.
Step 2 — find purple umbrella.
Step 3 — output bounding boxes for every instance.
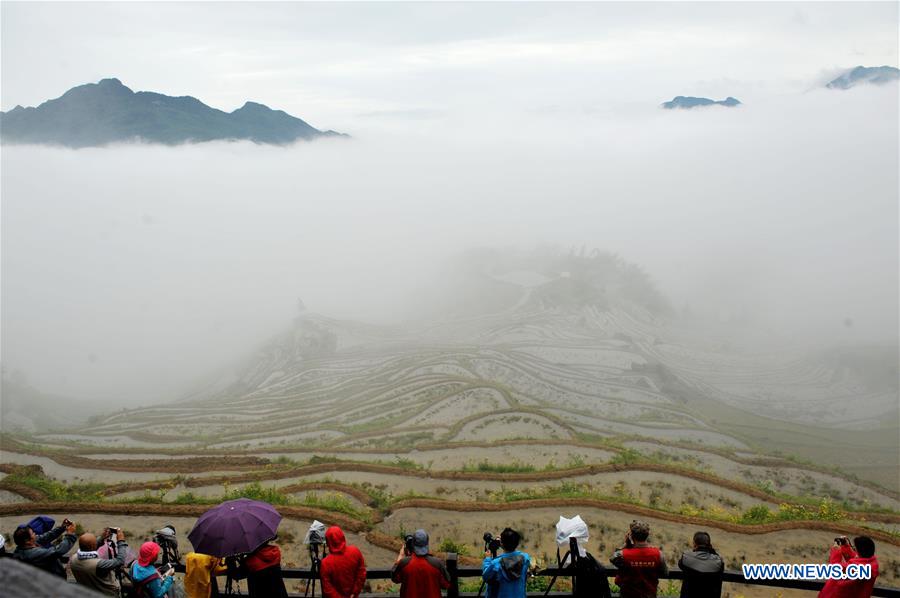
[188,498,282,557]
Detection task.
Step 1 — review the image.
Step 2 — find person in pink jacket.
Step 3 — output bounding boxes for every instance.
[818,535,879,598]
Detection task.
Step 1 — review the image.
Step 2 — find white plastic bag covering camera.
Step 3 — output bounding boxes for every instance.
[303,519,327,545]
[555,515,589,558]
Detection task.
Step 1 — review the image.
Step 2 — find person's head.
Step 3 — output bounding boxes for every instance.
[853,536,875,558]
[412,529,429,556]
[79,533,98,552]
[13,526,34,548]
[325,526,346,554]
[692,531,712,550]
[629,520,650,543]
[500,528,520,552]
[138,542,161,567]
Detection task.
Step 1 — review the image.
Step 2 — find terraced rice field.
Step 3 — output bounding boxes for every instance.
[2,265,898,592]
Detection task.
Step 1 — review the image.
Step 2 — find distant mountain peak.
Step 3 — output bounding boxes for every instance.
[98,77,126,87]
[661,96,742,109]
[1,78,346,147]
[236,100,270,111]
[826,65,899,90]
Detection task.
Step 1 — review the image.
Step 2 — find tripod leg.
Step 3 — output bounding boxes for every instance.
[544,549,570,597]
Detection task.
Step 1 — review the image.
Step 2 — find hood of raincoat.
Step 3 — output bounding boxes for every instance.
[325,526,347,555]
[500,553,526,580]
[246,544,281,573]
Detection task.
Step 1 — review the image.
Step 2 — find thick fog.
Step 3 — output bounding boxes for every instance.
[1,2,897,404]
[3,84,897,403]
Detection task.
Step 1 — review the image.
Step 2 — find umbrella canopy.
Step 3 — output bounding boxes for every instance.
[188,498,282,557]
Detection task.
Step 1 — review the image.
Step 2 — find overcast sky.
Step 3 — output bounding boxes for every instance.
[2,2,898,133]
[1,2,898,403]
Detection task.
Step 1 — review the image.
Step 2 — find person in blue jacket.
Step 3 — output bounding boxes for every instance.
[131,541,175,598]
[12,518,77,577]
[482,528,531,598]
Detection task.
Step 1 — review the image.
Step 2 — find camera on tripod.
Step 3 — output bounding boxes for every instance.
[482,532,501,555]
[303,520,328,598]
[154,525,180,564]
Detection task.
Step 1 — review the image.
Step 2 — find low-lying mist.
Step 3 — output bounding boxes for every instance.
[2,85,897,404]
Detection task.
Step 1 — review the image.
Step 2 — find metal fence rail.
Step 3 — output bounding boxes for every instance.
[175,553,900,597]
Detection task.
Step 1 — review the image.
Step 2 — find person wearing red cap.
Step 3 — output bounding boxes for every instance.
[131,541,175,598]
[320,526,367,598]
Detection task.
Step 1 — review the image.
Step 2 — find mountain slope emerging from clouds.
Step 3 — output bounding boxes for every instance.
[827,66,899,90]
[0,78,346,147]
[661,96,742,109]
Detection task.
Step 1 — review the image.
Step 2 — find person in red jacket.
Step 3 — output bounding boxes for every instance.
[819,535,879,598]
[610,520,668,598]
[320,526,367,598]
[232,542,288,598]
[391,529,451,598]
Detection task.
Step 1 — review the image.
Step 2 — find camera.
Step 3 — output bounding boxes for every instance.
[62,518,73,527]
[835,537,849,546]
[154,525,180,565]
[483,532,501,554]
[304,520,326,547]
[404,534,414,555]
[108,527,121,536]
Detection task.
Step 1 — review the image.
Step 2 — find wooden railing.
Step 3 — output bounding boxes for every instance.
[173,553,900,597]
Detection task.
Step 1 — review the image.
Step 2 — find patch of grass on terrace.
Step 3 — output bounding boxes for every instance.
[485,481,625,504]
[738,499,846,524]
[437,538,470,555]
[372,457,423,470]
[462,460,536,473]
[299,491,370,522]
[5,468,106,502]
[223,481,293,505]
[609,448,645,465]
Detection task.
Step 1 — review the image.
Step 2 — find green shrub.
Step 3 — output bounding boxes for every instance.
[437,538,469,555]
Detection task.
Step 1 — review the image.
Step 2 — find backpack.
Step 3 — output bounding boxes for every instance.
[130,569,161,598]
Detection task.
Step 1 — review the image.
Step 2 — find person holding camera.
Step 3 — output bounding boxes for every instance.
[677,531,723,598]
[12,517,77,578]
[320,525,367,598]
[391,529,451,598]
[71,527,130,596]
[818,535,879,598]
[481,528,530,598]
[610,520,668,598]
[131,541,176,598]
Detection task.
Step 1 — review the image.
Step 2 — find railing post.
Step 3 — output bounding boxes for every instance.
[447,552,459,598]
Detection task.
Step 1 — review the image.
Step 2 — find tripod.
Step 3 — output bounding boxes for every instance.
[544,537,580,596]
[304,542,326,597]
[223,555,244,596]
[104,533,126,598]
[155,526,180,566]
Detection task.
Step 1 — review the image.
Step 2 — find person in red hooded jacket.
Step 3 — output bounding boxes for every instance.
[320,526,367,598]
[818,535,879,598]
[231,541,288,598]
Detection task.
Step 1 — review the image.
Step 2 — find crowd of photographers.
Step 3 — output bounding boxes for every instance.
[0,514,881,597]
